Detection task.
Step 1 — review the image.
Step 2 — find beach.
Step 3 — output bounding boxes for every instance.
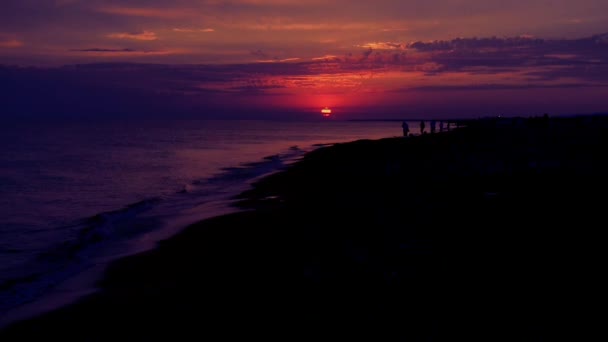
[1,116,606,340]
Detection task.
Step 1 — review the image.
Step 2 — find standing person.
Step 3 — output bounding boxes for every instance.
[401,121,410,137]
[430,120,436,134]
[439,121,444,132]
[420,120,426,135]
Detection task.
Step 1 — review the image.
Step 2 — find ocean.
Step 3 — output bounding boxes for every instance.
[0,118,408,320]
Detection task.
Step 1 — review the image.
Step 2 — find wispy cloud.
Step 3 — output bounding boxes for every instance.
[97,6,195,19]
[238,21,370,31]
[250,49,299,62]
[358,42,405,50]
[107,31,158,41]
[409,83,608,92]
[69,48,182,57]
[381,27,409,32]
[0,39,23,48]
[173,28,215,33]
[256,57,301,63]
[312,55,340,61]
[71,48,136,52]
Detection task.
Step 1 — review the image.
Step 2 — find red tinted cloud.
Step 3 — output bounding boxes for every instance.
[0,39,23,48]
[107,31,158,41]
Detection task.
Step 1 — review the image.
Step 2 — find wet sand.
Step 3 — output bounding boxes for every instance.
[1,116,606,340]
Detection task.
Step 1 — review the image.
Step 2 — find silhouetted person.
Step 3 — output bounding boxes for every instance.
[430,120,436,134]
[447,122,451,131]
[439,121,444,132]
[420,120,425,134]
[401,121,410,137]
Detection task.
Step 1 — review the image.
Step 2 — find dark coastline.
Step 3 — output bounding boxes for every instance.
[1,116,606,340]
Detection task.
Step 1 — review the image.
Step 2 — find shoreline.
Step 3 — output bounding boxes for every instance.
[0,199,242,330]
[2,116,606,340]
[0,146,310,329]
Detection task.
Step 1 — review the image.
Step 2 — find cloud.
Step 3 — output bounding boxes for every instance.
[381,27,409,32]
[299,33,608,92]
[407,36,545,52]
[250,49,269,59]
[221,0,326,4]
[173,28,215,33]
[233,20,371,31]
[3,32,608,120]
[54,0,80,6]
[71,48,136,52]
[361,48,373,60]
[596,33,608,44]
[312,55,340,61]
[97,6,195,19]
[68,48,182,57]
[256,57,301,63]
[358,42,405,50]
[107,31,158,41]
[4,32,608,118]
[250,49,299,62]
[0,39,23,48]
[229,83,286,93]
[408,83,608,92]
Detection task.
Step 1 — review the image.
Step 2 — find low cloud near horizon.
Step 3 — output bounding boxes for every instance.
[2,32,608,119]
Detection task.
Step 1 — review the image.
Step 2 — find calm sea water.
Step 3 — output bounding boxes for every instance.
[0,118,407,316]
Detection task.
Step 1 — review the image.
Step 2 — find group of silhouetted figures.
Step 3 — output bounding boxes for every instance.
[401,120,450,137]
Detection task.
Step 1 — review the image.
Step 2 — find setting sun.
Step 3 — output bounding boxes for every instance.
[321,107,332,117]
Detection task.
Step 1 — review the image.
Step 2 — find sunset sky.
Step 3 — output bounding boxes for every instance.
[1,0,608,118]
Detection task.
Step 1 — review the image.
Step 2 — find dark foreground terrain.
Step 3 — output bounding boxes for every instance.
[2,116,606,341]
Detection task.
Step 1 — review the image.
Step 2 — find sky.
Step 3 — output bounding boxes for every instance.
[1,0,608,119]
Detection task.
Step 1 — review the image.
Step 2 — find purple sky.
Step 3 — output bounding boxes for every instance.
[1,0,608,118]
